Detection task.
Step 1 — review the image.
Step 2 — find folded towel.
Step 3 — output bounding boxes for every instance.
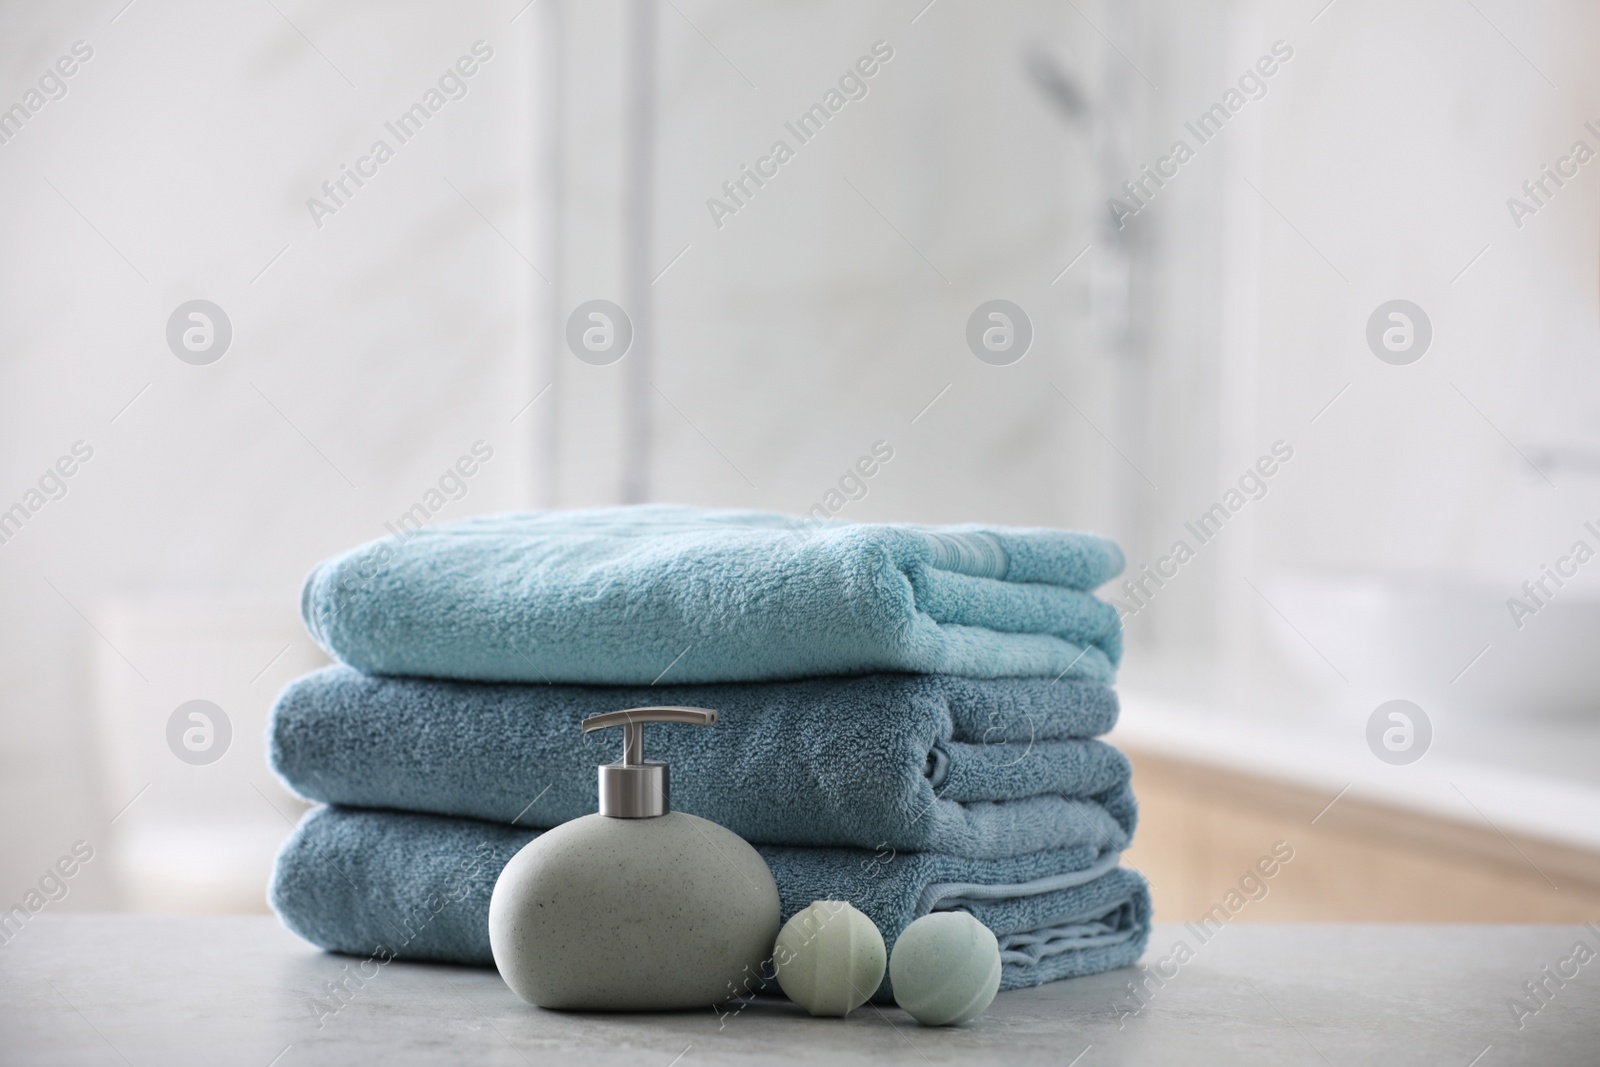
[270,806,1150,1001]
[271,666,1134,860]
[301,505,1124,685]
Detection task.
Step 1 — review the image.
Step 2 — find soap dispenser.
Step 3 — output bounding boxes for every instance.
[488,706,781,1010]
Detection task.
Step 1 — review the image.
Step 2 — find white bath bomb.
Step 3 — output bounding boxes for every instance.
[773,901,886,1016]
[889,912,1002,1026]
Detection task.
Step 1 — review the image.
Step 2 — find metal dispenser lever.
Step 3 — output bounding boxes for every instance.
[580,706,718,818]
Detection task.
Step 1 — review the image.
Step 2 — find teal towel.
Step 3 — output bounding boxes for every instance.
[270,667,1134,860]
[269,806,1150,1001]
[301,505,1124,685]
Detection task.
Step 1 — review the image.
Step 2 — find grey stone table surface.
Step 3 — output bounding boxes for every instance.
[2,917,1597,1065]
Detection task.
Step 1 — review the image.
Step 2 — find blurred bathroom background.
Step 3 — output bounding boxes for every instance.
[3,0,1599,922]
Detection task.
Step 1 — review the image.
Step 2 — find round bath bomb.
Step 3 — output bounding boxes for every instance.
[889,912,1002,1026]
[773,901,886,1017]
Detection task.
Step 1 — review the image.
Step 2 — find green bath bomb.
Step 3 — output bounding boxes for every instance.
[773,901,886,1017]
[889,912,1002,1026]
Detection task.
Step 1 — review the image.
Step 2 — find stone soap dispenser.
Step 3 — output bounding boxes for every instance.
[489,707,781,1010]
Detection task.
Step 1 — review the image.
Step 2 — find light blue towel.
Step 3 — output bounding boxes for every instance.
[301,505,1124,685]
[270,666,1134,860]
[269,806,1150,1001]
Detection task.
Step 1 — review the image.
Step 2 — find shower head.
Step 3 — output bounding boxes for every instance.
[1025,45,1089,123]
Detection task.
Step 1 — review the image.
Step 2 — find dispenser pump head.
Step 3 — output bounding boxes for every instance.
[580,706,718,818]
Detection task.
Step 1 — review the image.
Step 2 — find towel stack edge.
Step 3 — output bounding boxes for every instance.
[271,806,1150,1003]
[269,665,1135,859]
[268,506,1148,996]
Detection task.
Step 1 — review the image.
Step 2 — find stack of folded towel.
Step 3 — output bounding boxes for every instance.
[268,505,1150,1000]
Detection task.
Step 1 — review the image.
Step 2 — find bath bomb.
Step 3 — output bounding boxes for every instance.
[889,912,1002,1026]
[773,901,886,1016]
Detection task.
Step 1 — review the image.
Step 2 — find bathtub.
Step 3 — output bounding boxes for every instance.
[1260,570,1600,720]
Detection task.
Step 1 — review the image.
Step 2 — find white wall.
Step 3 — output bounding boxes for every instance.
[4,0,1597,913]
[1258,0,1600,581]
[1,0,1126,913]
[0,0,546,911]
[548,0,1122,530]
[1089,0,1600,731]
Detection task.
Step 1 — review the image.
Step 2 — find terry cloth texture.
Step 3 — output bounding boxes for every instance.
[269,806,1150,1002]
[300,505,1125,686]
[270,666,1134,860]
